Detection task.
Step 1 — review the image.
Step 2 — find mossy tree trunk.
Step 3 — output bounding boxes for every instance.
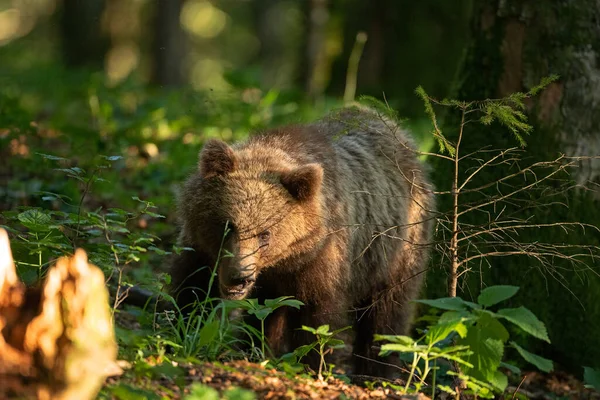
[429,0,600,371]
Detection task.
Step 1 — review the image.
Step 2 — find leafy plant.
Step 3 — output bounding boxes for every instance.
[224,296,304,360]
[1,153,168,298]
[158,223,240,360]
[584,366,600,391]
[290,324,351,381]
[377,285,553,398]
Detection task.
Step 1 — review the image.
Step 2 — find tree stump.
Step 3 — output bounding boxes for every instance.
[0,228,120,399]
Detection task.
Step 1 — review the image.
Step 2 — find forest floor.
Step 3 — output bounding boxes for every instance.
[100,310,600,400]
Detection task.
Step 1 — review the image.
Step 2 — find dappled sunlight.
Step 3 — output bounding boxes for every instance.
[0,8,22,43]
[191,58,231,90]
[105,41,140,85]
[0,0,56,45]
[181,0,228,39]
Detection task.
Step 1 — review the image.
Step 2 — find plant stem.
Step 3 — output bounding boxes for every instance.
[448,109,466,298]
[318,341,325,380]
[432,358,437,399]
[404,352,419,393]
[261,319,265,357]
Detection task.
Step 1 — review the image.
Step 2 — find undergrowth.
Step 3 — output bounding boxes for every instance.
[3,61,599,400]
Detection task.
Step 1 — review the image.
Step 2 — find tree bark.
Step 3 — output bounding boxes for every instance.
[0,229,120,399]
[61,0,108,68]
[152,0,187,87]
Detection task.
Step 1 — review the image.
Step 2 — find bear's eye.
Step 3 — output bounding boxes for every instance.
[258,230,271,247]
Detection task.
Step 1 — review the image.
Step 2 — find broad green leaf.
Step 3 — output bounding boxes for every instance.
[498,307,550,342]
[488,370,508,391]
[426,321,467,344]
[511,342,553,372]
[294,343,316,358]
[438,310,472,324]
[316,325,331,335]
[18,209,51,230]
[414,297,480,311]
[476,312,510,343]
[198,320,219,347]
[248,307,271,321]
[583,366,600,390]
[477,285,519,307]
[326,338,346,348]
[264,296,303,310]
[458,319,505,382]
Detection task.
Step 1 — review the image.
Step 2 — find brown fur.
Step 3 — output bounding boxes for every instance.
[169,106,436,377]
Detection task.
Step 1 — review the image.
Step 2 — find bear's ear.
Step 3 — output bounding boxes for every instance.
[280,163,323,202]
[199,139,237,178]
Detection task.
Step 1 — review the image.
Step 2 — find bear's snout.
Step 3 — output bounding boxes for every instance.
[219,261,257,299]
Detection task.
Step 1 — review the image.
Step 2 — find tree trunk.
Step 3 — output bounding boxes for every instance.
[61,0,108,68]
[152,0,187,87]
[0,229,120,399]
[431,0,600,370]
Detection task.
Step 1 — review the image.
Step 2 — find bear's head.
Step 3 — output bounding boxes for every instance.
[181,139,326,300]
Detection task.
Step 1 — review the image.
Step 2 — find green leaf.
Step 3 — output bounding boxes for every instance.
[198,320,219,347]
[438,310,472,324]
[497,307,550,342]
[477,285,519,307]
[426,321,467,344]
[18,209,52,231]
[373,334,415,345]
[414,297,480,311]
[583,366,600,390]
[326,338,346,349]
[184,383,219,400]
[458,314,506,382]
[264,296,304,310]
[380,343,425,354]
[223,387,256,400]
[300,325,317,334]
[102,155,124,161]
[488,370,508,391]
[511,341,553,373]
[294,343,316,358]
[248,307,272,321]
[36,153,67,161]
[500,361,521,375]
[316,325,331,335]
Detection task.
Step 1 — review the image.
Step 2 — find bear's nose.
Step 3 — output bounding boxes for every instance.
[229,272,256,287]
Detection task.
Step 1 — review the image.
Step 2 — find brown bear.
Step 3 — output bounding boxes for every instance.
[169,106,435,377]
